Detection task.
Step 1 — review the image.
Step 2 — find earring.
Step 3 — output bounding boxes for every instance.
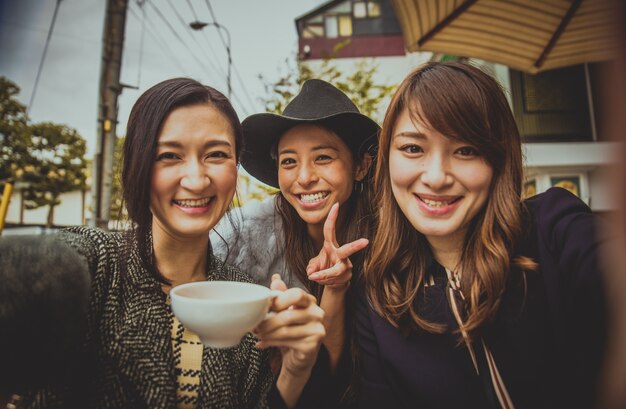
[353,180,364,193]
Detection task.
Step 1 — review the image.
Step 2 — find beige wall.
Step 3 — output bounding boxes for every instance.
[5,188,88,226]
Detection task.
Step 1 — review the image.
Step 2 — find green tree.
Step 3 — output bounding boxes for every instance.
[0,76,30,181]
[259,41,394,121]
[233,172,278,208]
[21,122,88,226]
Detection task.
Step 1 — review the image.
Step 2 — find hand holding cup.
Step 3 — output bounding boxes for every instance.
[253,274,325,376]
[170,281,279,348]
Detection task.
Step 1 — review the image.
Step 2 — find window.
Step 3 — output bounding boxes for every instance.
[353,1,380,18]
[367,1,381,17]
[509,65,593,142]
[353,2,367,18]
[325,16,338,38]
[338,15,353,37]
[300,1,356,39]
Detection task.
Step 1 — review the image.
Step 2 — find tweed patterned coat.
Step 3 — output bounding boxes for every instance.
[28,226,276,409]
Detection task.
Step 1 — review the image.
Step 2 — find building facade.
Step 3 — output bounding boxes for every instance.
[295,0,619,212]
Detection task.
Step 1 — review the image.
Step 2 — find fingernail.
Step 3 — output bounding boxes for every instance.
[271,273,280,281]
[309,273,319,280]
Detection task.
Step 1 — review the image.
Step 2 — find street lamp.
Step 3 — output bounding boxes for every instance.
[190,20,232,99]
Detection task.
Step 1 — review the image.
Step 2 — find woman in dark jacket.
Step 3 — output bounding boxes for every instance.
[357,62,608,409]
[2,78,325,409]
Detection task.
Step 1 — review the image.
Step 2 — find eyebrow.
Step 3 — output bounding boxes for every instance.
[393,131,427,140]
[157,139,233,150]
[278,145,340,156]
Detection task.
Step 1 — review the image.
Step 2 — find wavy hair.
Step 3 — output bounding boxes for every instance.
[274,124,376,300]
[364,62,536,338]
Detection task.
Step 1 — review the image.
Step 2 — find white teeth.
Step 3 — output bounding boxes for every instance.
[300,192,328,203]
[174,197,211,207]
[422,198,453,207]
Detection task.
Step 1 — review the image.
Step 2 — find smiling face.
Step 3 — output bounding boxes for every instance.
[389,108,493,251]
[150,103,237,241]
[277,124,368,234]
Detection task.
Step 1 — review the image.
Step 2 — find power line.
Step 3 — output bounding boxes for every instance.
[185,0,199,21]
[165,1,251,116]
[232,58,260,113]
[183,1,253,115]
[143,1,250,116]
[146,0,222,85]
[204,0,225,46]
[165,0,225,79]
[181,0,229,80]
[204,0,257,113]
[128,1,188,74]
[28,0,63,116]
[184,0,251,112]
[0,20,99,45]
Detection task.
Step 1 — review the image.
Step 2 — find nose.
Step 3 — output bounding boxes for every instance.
[420,153,452,190]
[296,162,319,186]
[180,159,210,191]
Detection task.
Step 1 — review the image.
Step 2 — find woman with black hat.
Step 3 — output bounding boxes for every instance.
[212,79,380,405]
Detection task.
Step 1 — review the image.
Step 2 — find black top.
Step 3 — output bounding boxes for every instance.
[355,188,608,409]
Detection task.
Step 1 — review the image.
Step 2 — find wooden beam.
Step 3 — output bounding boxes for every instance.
[534,0,583,69]
[418,0,478,47]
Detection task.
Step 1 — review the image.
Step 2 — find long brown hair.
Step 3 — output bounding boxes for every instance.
[365,62,536,338]
[275,125,376,300]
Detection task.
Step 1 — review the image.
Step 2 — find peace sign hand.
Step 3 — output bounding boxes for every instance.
[306,203,369,289]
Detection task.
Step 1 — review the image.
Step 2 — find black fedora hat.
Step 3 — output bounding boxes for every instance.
[241,79,380,188]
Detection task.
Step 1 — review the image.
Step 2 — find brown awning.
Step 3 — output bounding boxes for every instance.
[391,0,618,73]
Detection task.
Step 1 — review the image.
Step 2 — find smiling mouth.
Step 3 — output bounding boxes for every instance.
[173,197,213,208]
[416,195,461,208]
[299,192,329,204]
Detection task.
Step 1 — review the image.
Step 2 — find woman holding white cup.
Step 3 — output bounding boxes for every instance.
[8,78,325,409]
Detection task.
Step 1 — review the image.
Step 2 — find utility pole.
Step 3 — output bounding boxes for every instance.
[91,0,128,229]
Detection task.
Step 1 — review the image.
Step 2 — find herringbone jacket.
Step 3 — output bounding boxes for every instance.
[28,226,276,409]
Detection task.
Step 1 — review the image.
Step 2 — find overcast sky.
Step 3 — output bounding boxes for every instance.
[0,0,322,157]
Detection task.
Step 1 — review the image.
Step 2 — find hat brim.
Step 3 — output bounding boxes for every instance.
[241,111,380,188]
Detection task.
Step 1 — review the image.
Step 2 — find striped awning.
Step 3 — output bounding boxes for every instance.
[391,0,618,73]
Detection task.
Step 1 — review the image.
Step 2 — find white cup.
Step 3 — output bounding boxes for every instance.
[170,281,279,348]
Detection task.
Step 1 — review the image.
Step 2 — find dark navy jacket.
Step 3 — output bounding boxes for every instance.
[356,188,608,409]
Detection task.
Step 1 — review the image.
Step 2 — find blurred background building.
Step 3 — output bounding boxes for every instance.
[295,0,619,213]
[0,0,620,231]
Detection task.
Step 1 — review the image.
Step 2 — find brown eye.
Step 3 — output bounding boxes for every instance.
[401,144,422,154]
[156,152,179,161]
[456,146,480,157]
[208,151,228,159]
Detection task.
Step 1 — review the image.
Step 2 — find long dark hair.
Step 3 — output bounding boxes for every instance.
[274,124,376,300]
[122,78,242,285]
[365,62,537,339]
[275,125,375,404]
